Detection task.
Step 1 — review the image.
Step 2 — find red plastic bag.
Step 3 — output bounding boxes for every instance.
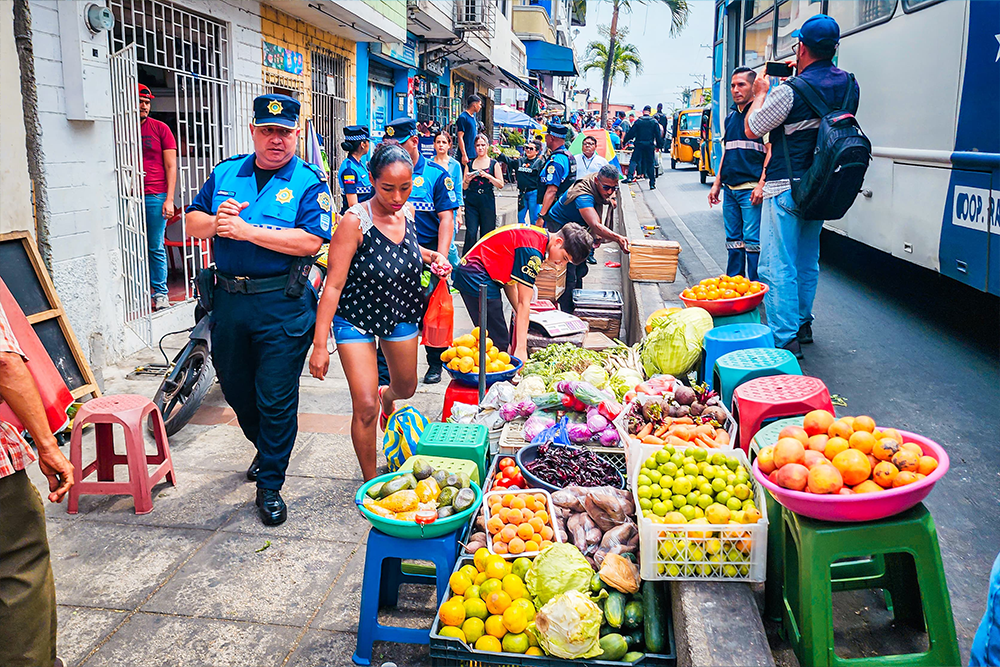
[422,279,454,348]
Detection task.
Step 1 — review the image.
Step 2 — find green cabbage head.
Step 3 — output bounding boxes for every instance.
[640,307,714,376]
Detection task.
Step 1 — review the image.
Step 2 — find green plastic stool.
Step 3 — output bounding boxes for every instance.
[780,504,960,667]
[416,423,488,484]
[712,309,762,327]
[714,347,803,409]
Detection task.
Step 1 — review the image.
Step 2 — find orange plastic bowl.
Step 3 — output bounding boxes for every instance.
[679,284,768,316]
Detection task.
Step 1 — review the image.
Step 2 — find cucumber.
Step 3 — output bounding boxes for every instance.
[598,634,629,661]
[643,580,666,654]
[590,572,605,594]
[379,476,409,499]
[623,651,645,663]
[365,482,384,500]
[605,590,627,629]
[623,600,644,629]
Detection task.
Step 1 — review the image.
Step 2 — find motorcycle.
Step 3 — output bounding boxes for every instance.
[150,302,215,436]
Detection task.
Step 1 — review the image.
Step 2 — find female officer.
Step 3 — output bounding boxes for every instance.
[308,144,451,481]
[337,125,372,214]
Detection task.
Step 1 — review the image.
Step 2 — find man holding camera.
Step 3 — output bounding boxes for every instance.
[744,14,859,359]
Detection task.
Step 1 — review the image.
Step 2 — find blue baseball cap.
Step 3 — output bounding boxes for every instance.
[253,94,300,128]
[384,117,416,143]
[791,14,840,50]
[546,122,569,138]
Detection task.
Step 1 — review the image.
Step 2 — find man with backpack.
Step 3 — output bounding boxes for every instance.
[744,13,866,359]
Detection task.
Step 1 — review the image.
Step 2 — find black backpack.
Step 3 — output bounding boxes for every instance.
[782,74,871,221]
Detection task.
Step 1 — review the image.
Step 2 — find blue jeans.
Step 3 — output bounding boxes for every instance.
[143,194,168,296]
[518,189,540,225]
[758,189,822,347]
[972,552,1000,666]
[723,186,761,281]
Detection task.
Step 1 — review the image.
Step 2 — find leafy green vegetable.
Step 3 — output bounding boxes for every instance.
[526,543,595,608]
[581,365,608,389]
[609,368,645,400]
[530,590,604,659]
[640,308,714,376]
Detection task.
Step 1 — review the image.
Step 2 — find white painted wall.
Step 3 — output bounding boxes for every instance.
[28,0,262,367]
[0,2,33,236]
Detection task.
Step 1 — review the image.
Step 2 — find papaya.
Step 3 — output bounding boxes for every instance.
[598,634,629,661]
[378,489,419,513]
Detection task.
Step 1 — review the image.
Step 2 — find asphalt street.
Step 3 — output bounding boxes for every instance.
[632,161,1000,663]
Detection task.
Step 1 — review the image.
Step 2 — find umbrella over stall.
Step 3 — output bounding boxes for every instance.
[493,105,544,130]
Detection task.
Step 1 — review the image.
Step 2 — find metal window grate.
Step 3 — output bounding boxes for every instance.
[310,49,351,197]
[454,0,496,36]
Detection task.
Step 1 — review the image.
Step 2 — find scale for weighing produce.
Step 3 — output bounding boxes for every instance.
[528,310,588,336]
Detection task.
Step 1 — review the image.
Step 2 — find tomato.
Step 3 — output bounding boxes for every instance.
[561,393,575,408]
[502,465,518,479]
[511,473,525,487]
[494,477,510,489]
[499,457,515,469]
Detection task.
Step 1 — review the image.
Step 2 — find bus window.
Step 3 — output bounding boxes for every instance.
[901,0,941,12]
[775,0,824,57]
[826,0,896,35]
[743,10,775,67]
[745,0,774,21]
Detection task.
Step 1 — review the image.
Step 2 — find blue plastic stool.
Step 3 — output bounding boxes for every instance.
[353,527,459,665]
[712,309,762,328]
[701,323,774,387]
[713,347,802,409]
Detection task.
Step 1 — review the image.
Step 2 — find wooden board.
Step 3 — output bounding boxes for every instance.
[0,232,100,400]
[629,239,681,283]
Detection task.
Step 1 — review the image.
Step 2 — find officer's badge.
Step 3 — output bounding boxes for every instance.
[413,176,424,187]
[317,192,331,212]
[547,165,556,174]
[385,126,395,137]
[275,187,294,204]
[267,100,283,116]
[320,213,331,231]
[524,255,542,279]
[444,177,455,191]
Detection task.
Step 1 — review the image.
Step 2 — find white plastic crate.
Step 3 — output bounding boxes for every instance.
[628,444,768,582]
[482,488,562,558]
[497,418,527,454]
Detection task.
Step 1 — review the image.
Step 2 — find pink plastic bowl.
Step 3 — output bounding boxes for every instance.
[752,430,948,522]
[679,284,769,316]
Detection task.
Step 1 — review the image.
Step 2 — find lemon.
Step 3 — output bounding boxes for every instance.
[449,572,472,596]
[526,646,544,655]
[498,351,511,364]
[458,357,474,373]
[502,631,530,654]
[485,555,510,580]
[462,617,485,644]
[488,346,499,360]
[459,564,479,582]
[502,605,528,634]
[501,574,526,600]
[464,584,481,601]
[463,597,488,621]
[438,625,466,642]
[484,614,507,639]
[479,578,502,601]
[475,635,502,652]
[470,327,481,340]
[474,547,491,572]
[438,597,466,627]
[511,597,536,622]
[447,358,461,371]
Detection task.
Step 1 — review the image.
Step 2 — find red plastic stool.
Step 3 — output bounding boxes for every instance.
[68,394,177,515]
[442,380,479,421]
[732,375,834,453]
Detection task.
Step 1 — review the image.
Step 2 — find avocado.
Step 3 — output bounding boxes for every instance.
[452,487,476,512]
[436,486,458,508]
[410,458,434,480]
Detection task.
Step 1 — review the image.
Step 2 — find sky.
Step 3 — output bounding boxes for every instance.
[574,0,715,113]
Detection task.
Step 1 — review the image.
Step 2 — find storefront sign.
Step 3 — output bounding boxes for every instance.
[407,77,415,117]
[372,37,418,68]
[263,41,303,75]
[422,52,446,77]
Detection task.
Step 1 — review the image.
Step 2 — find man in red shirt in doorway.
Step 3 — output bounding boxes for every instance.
[139,83,177,311]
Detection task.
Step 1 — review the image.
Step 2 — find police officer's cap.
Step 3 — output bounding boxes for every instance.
[253,94,300,129]
[643,105,652,112]
[546,122,569,138]
[384,117,416,143]
[792,14,840,50]
[343,125,370,142]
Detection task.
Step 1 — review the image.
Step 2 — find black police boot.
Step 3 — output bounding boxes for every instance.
[256,488,287,526]
[424,367,442,384]
[246,454,260,482]
[798,321,814,345]
[781,338,804,361]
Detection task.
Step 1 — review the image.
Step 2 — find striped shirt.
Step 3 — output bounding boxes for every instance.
[747,85,795,198]
[0,304,37,478]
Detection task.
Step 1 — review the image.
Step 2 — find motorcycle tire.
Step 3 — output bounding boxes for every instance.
[671,158,677,170]
[700,169,707,184]
[151,342,215,437]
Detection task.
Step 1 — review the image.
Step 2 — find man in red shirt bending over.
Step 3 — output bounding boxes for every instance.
[139,83,177,311]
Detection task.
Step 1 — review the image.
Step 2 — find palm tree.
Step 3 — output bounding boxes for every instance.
[598,0,690,126]
[583,38,643,103]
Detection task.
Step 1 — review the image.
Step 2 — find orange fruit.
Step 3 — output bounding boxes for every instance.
[807,464,843,494]
[892,471,919,488]
[881,428,903,444]
[852,416,876,433]
[828,420,853,440]
[516,523,534,540]
[852,480,883,494]
[773,438,806,468]
[506,509,523,525]
[901,442,924,457]
[831,449,872,486]
[891,449,919,473]
[824,437,850,461]
[917,456,938,475]
[872,438,900,461]
[872,461,899,488]
[507,538,526,555]
[485,591,512,615]
[849,430,877,455]
[748,283,762,293]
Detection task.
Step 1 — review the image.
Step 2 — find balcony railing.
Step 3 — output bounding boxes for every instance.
[454,0,495,37]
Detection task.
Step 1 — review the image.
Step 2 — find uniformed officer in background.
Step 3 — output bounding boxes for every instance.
[376,117,459,386]
[623,105,664,189]
[536,122,578,224]
[185,94,332,526]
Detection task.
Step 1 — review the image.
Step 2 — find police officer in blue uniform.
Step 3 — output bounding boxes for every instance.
[379,117,459,385]
[185,94,332,526]
[337,125,372,215]
[537,122,578,225]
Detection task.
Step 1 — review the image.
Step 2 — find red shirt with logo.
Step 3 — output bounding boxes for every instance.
[454,225,549,298]
[141,117,177,195]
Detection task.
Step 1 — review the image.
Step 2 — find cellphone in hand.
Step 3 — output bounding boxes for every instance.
[765,61,794,78]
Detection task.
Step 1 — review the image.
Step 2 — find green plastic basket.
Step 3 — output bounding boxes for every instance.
[355,472,483,540]
[399,455,481,485]
[417,422,489,482]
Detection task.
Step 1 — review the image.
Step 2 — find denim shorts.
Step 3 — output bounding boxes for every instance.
[332,316,419,344]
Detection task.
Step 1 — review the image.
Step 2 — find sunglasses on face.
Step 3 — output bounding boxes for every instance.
[598,182,617,191]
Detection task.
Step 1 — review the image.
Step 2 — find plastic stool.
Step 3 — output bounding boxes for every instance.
[701,323,774,387]
[749,416,805,457]
[441,379,479,422]
[712,309,762,328]
[416,422,488,483]
[68,394,176,515]
[780,504,960,667]
[732,375,833,454]
[714,347,803,409]
[353,527,459,665]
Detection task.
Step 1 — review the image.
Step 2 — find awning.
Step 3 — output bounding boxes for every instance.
[524,40,578,77]
[497,66,542,101]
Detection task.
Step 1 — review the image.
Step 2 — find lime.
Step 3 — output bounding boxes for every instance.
[671,494,687,508]
[711,478,727,493]
[725,457,740,471]
[474,571,488,586]
[665,563,682,577]
[654,449,670,464]
[439,626,466,643]
[723,564,739,577]
[637,485,652,499]
[698,483,714,496]
[695,475,708,487]
[705,538,723,555]
[660,498,675,512]
[714,490,731,506]
[703,465,716,480]
[682,463,699,477]
[691,447,708,462]
[638,497,653,511]
[644,456,658,470]
[464,597,489,620]
[502,632,530,654]
[727,472,738,485]
[678,505,697,521]
[697,494,713,510]
[649,484,662,498]
[710,452,728,466]
[669,453,684,467]
[725,485,736,495]
[726,497,743,512]
[652,501,668,516]
[660,475,674,490]
[637,474,652,488]
[672,477,692,495]
[462,617,485,643]
[682,456,696,466]
[646,469,662,484]
[733,483,751,500]
[689,544,705,561]
[464,584,481,601]
[686,491,699,506]
[663,444,676,456]
[662,461,679,477]
[693,506,705,519]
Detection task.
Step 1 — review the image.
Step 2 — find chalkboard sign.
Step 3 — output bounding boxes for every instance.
[0,232,100,400]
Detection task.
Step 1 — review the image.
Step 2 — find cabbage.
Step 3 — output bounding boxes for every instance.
[548,371,581,391]
[581,364,608,389]
[514,375,548,400]
[499,403,520,422]
[530,590,604,659]
[640,307,714,377]
[608,368,645,401]
[526,543,594,608]
[524,413,556,441]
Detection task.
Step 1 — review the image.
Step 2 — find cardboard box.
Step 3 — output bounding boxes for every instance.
[629,240,681,282]
[535,260,566,302]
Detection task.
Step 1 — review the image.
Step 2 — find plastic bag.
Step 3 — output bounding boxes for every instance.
[421,279,453,348]
[530,590,604,659]
[598,552,641,594]
[526,542,594,608]
[382,406,428,471]
[594,521,638,567]
[530,416,571,447]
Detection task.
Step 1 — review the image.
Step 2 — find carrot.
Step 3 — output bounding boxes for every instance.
[667,435,687,449]
[637,423,654,439]
[695,434,718,449]
[672,425,694,441]
[641,435,665,445]
[672,417,695,425]
[695,423,715,438]
[654,425,670,438]
[715,429,731,445]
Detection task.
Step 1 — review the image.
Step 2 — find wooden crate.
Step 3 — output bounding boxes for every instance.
[629,240,681,282]
[535,260,566,302]
[573,307,621,340]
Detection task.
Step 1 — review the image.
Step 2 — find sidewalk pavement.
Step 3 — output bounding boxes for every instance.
[31,190,541,667]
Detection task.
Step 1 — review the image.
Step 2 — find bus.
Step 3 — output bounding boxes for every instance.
[708,0,999,296]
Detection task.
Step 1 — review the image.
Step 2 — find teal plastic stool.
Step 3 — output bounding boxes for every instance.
[780,504,960,667]
[713,347,802,409]
[701,323,774,387]
[712,309,762,328]
[416,422,488,483]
